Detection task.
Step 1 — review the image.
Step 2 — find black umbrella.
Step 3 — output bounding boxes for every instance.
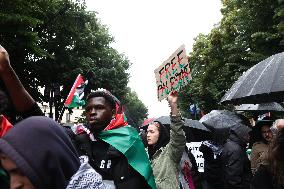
[199,110,249,143]
[235,102,284,112]
[221,52,284,104]
[183,119,211,142]
[154,116,171,125]
[184,119,210,132]
[155,116,210,131]
[140,116,211,142]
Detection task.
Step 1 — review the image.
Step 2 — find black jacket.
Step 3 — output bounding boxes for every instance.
[68,131,151,189]
[251,165,283,189]
[199,143,223,189]
[221,126,252,189]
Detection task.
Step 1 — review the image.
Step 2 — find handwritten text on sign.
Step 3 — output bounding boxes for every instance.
[186,142,204,172]
[154,45,191,101]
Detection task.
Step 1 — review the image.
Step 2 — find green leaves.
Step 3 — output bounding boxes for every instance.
[179,0,284,115]
[0,0,144,120]
[122,88,148,128]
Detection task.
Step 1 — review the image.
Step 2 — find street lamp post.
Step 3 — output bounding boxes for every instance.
[44,83,61,120]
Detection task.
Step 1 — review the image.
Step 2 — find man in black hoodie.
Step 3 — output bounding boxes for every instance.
[221,124,252,189]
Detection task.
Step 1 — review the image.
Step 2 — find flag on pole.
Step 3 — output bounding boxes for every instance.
[0,115,13,137]
[64,74,87,108]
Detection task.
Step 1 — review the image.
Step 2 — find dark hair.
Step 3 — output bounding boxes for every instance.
[252,120,273,144]
[147,121,170,160]
[268,129,284,187]
[0,90,8,114]
[86,90,116,110]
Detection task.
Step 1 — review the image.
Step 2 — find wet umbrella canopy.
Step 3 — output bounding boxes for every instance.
[184,119,210,132]
[183,119,211,142]
[155,116,171,125]
[199,110,250,143]
[154,116,210,132]
[142,117,156,127]
[221,52,284,104]
[235,102,284,112]
[140,116,211,142]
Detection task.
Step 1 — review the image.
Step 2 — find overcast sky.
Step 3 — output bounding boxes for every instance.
[85,0,223,118]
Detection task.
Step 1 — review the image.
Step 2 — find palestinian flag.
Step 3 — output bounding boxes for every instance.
[64,74,87,108]
[0,115,13,137]
[98,95,157,189]
[98,126,157,189]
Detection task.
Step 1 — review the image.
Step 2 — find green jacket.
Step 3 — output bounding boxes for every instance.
[151,116,186,189]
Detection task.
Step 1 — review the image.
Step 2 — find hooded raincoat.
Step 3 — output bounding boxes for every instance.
[221,124,252,189]
[0,116,107,189]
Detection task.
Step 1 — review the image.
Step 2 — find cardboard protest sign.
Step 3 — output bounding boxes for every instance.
[154,45,191,101]
[186,142,204,172]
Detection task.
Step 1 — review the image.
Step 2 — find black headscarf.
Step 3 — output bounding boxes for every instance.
[0,116,80,189]
[148,121,170,160]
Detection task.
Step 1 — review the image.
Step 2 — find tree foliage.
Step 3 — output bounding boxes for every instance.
[179,0,284,115]
[122,87,148,128]
[0,0,147,121]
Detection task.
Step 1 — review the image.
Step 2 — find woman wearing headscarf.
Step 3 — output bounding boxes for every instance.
[146,92,186,189]
[0,116,107,189]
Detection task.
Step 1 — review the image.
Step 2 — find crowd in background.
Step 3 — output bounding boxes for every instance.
[0,44,284,189]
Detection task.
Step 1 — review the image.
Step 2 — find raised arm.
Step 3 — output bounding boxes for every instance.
[0,45,36,113]
[167,92,186,163]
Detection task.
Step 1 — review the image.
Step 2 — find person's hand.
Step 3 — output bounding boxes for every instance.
[167,91,179,116]
[0,45,11,75]
[167,91,178,105]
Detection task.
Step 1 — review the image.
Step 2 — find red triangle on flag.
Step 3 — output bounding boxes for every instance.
[0,115,13,137]
[64,74,85,106]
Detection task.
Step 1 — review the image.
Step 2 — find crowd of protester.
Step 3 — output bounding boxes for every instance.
[0,44,284,189]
